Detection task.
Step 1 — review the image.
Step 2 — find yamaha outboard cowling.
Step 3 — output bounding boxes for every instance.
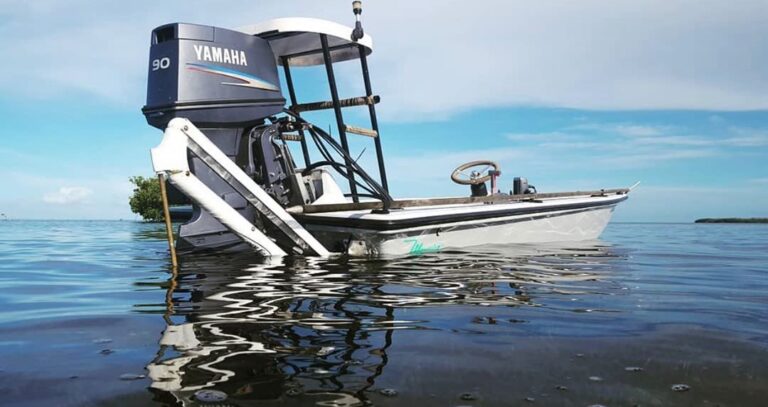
[142,23,288,252]
[142,23,284,128]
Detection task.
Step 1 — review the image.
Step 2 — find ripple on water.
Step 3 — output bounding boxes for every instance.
[0,221,767,406]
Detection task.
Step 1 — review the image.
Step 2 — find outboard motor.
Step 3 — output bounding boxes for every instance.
[142,23,289,252]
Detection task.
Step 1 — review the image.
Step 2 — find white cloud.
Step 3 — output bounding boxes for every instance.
[363,0,768,119]
[43,186,93,204]
[722,128,768,147]
[568,123,672,138]
[506,132,572,142]
[0,170,138,219]
[385,119,767,199]
[1,0,768,119]
[630,136,713,147]
[599,149,718,167]
[505,121,768,168]
[386,146,529,194]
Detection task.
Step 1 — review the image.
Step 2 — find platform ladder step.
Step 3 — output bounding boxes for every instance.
[343,124,378,138]
[290,95,380,113]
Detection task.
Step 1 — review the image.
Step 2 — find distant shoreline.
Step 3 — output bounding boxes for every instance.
[695,218,768,224]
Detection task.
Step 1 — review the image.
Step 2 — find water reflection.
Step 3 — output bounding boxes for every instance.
[146,242,623,406]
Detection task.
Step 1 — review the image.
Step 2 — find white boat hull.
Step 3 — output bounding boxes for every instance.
[300,195,624,256]
[377,205,616,256]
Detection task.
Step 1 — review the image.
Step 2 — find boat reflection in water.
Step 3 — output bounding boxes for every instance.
[146,242,622,406]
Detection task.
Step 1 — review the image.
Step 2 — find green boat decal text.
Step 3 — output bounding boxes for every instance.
[404,238,442,255]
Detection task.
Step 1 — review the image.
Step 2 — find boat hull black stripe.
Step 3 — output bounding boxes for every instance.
[297,196,626,231]
[409,205,616,237]
[305,205,615,239]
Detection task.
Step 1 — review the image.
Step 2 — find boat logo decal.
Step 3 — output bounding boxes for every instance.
[186,63,280,92]
[193,44,248,66]
[404,238,442,255]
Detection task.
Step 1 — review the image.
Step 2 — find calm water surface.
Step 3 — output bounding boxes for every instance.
[0,221,766,406]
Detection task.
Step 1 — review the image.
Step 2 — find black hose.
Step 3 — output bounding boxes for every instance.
[284,110,392,209]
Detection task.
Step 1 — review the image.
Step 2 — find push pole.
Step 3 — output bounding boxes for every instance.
[158,174,178,269]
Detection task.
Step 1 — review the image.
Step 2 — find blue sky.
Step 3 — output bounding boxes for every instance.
[1,0,766,222]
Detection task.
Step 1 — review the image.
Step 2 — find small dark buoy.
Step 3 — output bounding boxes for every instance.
[555,385,568,391]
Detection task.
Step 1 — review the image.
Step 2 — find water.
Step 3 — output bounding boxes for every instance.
[0,221,767,406]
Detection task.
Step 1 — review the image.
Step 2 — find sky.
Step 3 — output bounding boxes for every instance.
[0,0,766,222]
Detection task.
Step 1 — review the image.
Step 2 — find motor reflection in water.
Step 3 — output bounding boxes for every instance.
[145,243,623,406]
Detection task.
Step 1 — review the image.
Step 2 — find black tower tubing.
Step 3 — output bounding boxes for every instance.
[320,33,359,202]
[281,56,311,167]
[358,44,389,192]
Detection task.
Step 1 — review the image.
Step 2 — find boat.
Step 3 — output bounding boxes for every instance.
[144,2,629,257]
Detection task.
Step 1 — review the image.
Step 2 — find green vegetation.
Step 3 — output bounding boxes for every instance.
[128,176,163,222]
[695,218,768,224]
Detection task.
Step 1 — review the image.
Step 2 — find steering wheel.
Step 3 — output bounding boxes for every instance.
[450,160,500,185]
